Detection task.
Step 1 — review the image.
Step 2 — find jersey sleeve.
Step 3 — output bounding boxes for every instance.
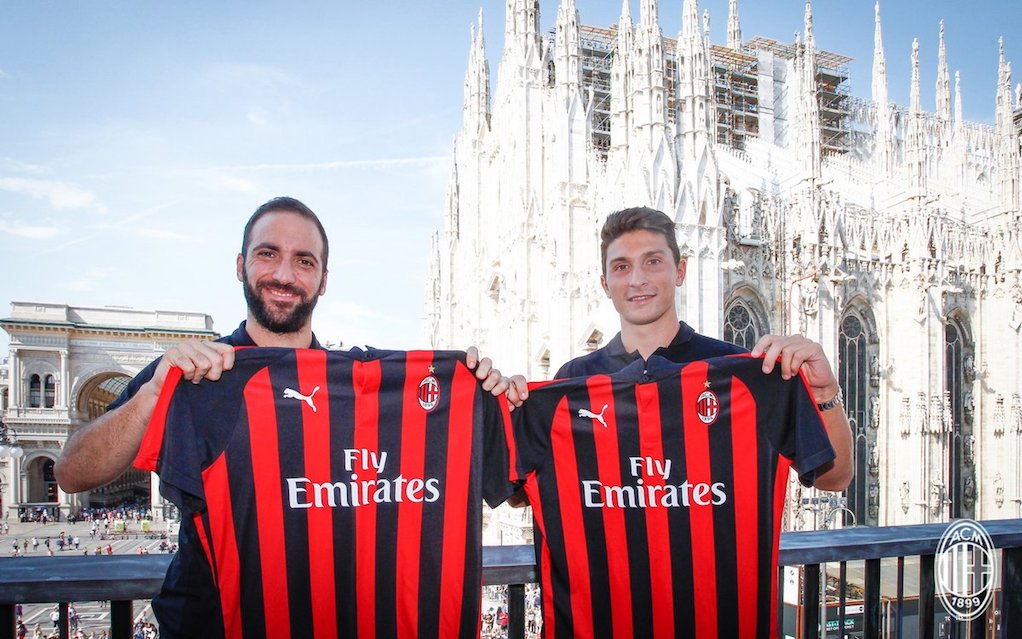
[787,371,838,486]
[505,380,563,484]
[746,361,836,487]
[133,359,246,512]
[481,390,517,508]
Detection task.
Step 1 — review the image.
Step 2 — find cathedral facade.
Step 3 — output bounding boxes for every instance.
[426,0,1022,529]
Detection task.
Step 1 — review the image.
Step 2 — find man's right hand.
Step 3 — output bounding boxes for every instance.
[153,340,237,386]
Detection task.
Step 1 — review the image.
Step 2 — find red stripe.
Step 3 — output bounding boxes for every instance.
[769,458,792,639]
[396,352,432,638]
[193,514,216,587]
[500,396,517,484]
[133,366,183,471]
[549,396,593,638]
[524,471,557,639]
[586,376,633,639]
[437,362,476,636]
[202,456,242,639]
[244,368,291,638]
[730,378,760,638]
[296,350,336,639]
[636,382,674,639]
[354,360,381,639]
[681,361,717,639]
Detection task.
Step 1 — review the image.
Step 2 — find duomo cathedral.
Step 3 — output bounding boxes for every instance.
[427,0,1022,531]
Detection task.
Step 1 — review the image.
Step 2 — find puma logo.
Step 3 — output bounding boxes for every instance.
[578,404,609,428]
[283,386,320,413]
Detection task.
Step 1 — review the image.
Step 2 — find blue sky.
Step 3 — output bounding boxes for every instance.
[0,0,1017,352]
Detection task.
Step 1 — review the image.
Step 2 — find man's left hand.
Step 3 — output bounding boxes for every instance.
[465,346,528,409]
[751,334,839,401]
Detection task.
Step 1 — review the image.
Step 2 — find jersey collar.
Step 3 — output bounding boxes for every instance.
[229,321,325,350]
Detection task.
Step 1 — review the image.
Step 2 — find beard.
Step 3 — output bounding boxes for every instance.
[242,270,320,335]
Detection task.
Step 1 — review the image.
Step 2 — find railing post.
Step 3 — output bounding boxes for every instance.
[1001,547,1022,639]
[864,558,881,638]
[58,602,69,639]
[507,584,525,639]
[802,564,820,639]
[919,554,935,639]
[110,600,133,639]
[0,603,13,639]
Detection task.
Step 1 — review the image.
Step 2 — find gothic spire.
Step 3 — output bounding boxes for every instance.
[936,21,951,121]
[872,2,893,174]
[463,11,491,135]
[910,38,921,116]
[954,70,963,129]
[727,0,742,50]
[803,0,815,50]
[554,0,582,92]
[799,0,821,180]
[682,0,699,40]
[639,0,658,31]
[872,2,887,104]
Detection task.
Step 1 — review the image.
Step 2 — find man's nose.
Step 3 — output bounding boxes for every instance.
[273,260,297,283]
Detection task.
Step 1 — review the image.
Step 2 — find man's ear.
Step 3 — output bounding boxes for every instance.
[675,258,687,287]
[236,254,245,282]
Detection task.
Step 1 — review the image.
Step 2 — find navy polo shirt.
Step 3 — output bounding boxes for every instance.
[555,321,746,378]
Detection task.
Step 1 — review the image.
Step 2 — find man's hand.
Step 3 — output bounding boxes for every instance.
[140,341,237,400]
[465,347,528,410]
[751,333,852,491]
[55,339,235,495]
[750,334,839,401]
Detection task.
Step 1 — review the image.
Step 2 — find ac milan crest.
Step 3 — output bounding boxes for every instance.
[696,390,719,425]
[418,375,440,411]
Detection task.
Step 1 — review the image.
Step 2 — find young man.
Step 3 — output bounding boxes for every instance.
[552,206,852,490]
[54,196,513,637]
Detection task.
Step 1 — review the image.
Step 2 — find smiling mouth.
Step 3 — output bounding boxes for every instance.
[260,283,303,302]
[629,294,655,303]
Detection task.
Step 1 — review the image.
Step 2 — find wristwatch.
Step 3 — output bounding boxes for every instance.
[816,387,844,412]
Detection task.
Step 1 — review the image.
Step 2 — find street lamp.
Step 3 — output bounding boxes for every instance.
[0,423,23,459]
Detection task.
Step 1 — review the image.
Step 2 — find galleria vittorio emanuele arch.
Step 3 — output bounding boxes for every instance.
[427,0,1022,530]
[0,302,216,521]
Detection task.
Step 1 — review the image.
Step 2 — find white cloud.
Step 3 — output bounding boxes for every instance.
[0,177,105,212]
[247,107,270,129]
[0,220,60,239]
[200,63,300,91]
[213,174,259,193]
[59,268,115,293]
[133,228,206,243]
[0,158,50,175]
[216,156,449,172]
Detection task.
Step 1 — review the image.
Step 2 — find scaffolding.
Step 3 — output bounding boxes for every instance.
[743,36,853,155]
[711,45,760,150]
[552,28,852,158]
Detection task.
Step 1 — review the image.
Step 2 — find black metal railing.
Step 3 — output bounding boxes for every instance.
[2,519,1020,639]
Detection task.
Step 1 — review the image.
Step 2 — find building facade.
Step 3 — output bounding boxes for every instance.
[0,301,217,521]
[427,0,1022,529]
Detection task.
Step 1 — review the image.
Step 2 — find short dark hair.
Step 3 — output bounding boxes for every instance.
[600,207,682,273]
[241,196,329,270]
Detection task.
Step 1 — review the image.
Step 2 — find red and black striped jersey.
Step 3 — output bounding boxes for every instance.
[135,347,513,639]
[508,354,835,639]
